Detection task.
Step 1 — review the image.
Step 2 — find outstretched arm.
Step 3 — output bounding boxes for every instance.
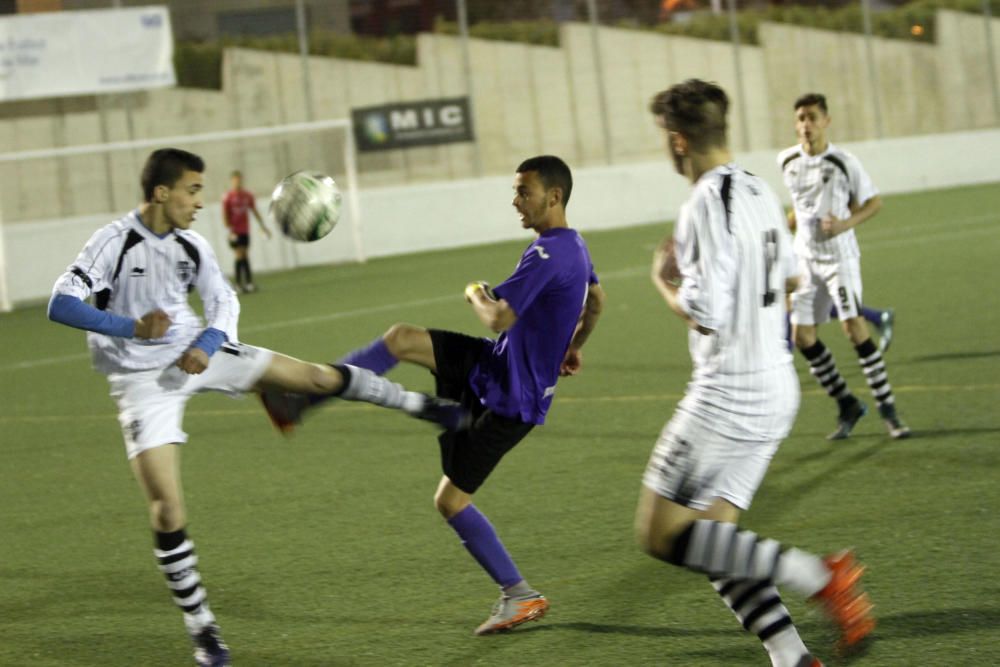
[48,293,170,339]
[561,282,605,376]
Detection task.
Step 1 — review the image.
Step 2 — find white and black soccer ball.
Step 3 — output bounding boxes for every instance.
[269,170,342,242]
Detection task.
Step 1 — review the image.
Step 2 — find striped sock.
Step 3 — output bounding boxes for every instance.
[154,529,215,634]
[670,520,830,597]
[855,338,894,408]
[800,340,853,405]
[711,577,809,667]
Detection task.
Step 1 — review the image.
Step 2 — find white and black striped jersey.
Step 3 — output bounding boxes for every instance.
[676,163,799,378]
[777,142,878,262]
[51,210,239,374]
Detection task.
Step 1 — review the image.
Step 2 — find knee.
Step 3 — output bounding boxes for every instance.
[843,318,868,345]
[383,323,424,358]
[634,520,675,562]
[433,491,467,520]
[149,498,185,532]
[793,327,816,350]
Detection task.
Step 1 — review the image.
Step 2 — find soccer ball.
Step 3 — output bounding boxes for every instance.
[269,170,342,242]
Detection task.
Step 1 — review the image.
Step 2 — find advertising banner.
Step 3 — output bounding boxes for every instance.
[352,97,475,152]
[0,6,175,102]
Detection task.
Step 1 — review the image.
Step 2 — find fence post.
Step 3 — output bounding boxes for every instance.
[984,0,1000,123]
[727,0,751,151]
[586,0,613,164]
[296,0,315,121]
[456,0,484,176]
[860,0,884,138]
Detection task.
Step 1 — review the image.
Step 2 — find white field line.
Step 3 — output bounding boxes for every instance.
[1,382,997,424]
[4,214,995,372]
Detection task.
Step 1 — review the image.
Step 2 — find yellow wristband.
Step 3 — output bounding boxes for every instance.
[464,282,485,300]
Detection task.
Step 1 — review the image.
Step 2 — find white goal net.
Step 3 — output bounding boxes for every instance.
[0,118,362,312]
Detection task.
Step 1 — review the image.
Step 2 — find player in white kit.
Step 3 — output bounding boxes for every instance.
[47,149,467,667]
[778,93,910,440]
[636,80,874,666]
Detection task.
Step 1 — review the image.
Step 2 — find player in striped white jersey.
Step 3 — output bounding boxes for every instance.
[636,80,874,667]
[47,149,468,667]
[778,93,909,441]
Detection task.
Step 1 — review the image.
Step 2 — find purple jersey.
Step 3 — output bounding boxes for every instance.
[469,227,598,424]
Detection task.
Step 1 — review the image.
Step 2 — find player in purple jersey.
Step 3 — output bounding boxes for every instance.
[261,155,606,635]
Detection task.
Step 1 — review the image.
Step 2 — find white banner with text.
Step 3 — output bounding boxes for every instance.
[0,6,175,102]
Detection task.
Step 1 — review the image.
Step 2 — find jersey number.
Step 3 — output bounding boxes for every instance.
[762,229,778,307]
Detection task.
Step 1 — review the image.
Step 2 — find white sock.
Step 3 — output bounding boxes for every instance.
[775,547,831,597]
[338,364,423,413]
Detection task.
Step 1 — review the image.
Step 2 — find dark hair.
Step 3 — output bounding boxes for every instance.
[794,93,828,114]
[141,148,205,202]
[516,155,573,207]
[649,79,729,151]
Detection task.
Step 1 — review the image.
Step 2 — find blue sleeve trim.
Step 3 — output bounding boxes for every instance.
[48,293,135,337]
[191,327,227,357]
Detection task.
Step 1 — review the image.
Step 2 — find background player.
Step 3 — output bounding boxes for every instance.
[638,79,874,666]
[778,93,910,440]
[222,169,271,293]
[48,148,465,667]
[786,208,895,354]
[262,155,605,636]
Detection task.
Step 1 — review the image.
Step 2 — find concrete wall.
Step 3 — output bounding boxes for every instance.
[1,10,998,224]
[936,9,1000,131]
[6,128,999,306]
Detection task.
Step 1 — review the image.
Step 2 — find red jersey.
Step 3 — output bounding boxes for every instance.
[223,189,256,234]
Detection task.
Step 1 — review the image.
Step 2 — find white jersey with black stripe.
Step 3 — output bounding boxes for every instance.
[673,163,800,441]
[51,210,240,374]
[777,142,878,262]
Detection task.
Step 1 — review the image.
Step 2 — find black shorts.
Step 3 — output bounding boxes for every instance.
[429,329,534,494]
[229,233,250,249]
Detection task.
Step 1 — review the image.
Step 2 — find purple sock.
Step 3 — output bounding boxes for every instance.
[860,305,884,326]
[447,505,522,588]
[337,337,399,375]
[829,304,883,327]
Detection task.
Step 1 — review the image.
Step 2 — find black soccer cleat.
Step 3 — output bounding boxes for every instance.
[415,395,472,432]
[259,390,310,435]
[191,623,231,667]
[827,399,868,441]
[878,402,911,439]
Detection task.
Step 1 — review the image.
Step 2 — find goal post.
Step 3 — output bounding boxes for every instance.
[0,117,363,312]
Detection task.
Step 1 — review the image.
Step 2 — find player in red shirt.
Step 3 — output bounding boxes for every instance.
[222,170,271,293]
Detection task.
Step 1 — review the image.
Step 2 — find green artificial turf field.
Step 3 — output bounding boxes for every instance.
[2,183,997,666]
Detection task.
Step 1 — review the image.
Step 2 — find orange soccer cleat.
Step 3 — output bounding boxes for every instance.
[474,592,550,635]
[811,550,876,650]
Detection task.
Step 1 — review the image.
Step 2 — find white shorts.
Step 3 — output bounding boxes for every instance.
[107,342,273,459]
[642,410,781,512]
[790,256,864,326]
